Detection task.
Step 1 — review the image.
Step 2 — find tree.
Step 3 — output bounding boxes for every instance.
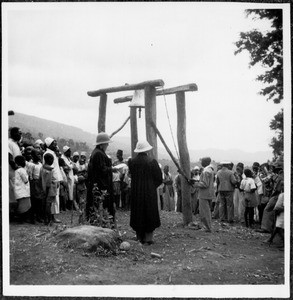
[269,109,283,158]
[234,9,283,159]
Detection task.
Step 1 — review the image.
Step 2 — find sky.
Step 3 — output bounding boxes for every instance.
[2,2,291,157]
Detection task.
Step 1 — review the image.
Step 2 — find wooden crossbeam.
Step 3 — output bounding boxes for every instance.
[156,83,198,96]
[113,96,132,104]
[113,83,198,103]
[87,79,164,97]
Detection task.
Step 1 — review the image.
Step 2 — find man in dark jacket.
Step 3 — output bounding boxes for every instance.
[86,132,115,220]
[217,161,237,223]
[128,140,163,244]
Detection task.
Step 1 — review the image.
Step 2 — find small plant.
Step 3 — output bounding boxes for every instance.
[87,184,116,229]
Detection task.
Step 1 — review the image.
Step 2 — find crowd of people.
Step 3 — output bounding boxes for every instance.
[8,127,132,225]
[9,127,91,224]
[8,127,284,247]
[171,158,284,247]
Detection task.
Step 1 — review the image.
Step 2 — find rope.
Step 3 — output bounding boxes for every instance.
[149,120,191,184]
[109,116,130,138]
[159,87,180,161]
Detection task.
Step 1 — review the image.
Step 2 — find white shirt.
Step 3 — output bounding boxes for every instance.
[30,162,43,180]
[240,177,256,192]
[8,138,21,159]
[254,174,263,195]
[14,167,30,199]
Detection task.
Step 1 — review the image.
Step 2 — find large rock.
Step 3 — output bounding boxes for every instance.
[55,225,120,252]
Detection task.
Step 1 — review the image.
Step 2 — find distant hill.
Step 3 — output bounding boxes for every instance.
[9,112,96,148]
[8,112,132,156]
[8,112,272,166]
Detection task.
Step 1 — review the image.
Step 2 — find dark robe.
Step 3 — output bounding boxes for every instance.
[128,152,163,234]
[86,146,114,218]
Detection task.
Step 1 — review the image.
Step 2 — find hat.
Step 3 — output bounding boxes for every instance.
[63,145,70,153]
[94,132,112,146]
[80,151,87,157]
[44,137,54,147]
[73,151,79,157]
[134,140,153,153]
[34,139,44,145]
[220,161,231,165]
[193,166,200,170]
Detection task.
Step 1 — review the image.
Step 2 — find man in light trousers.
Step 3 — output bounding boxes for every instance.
[191,157,215,232]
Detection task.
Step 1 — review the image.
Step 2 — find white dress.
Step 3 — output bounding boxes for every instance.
[61,154,75,201]
[14,167,31,214]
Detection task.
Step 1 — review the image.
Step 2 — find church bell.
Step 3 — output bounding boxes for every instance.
[129,89,145,118]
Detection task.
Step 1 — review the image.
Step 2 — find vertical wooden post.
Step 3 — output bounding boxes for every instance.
[130,107,138,158]
[144,85,157,160]
[98,93,107,133]
[176,91,192,225]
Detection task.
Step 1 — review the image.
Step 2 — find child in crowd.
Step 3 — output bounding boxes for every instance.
[75,152,88,211]
[190,167,200,215]
[252,162,263,224]
[58,157,69,212]
[123,167,131,210]
[240,169,257,228]
[14,155,31,222]
[40,153,58,225]
[29,149,44,223]
[112,169,121,209]
[162,165,175,211]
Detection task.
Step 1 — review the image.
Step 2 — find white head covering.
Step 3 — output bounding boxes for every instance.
[34,139,44,145]
[44,137,54,147]
[63,145,70,153]
[134,140,153,153]
[220,161,231,165]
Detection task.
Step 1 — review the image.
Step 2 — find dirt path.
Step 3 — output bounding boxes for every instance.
[9,209,284,286]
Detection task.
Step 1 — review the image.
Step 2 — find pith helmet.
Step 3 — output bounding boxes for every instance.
[134,140,153,153]
[94,132,112,146]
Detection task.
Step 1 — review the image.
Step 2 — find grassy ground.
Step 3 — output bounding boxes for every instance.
[8,208,285,289]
